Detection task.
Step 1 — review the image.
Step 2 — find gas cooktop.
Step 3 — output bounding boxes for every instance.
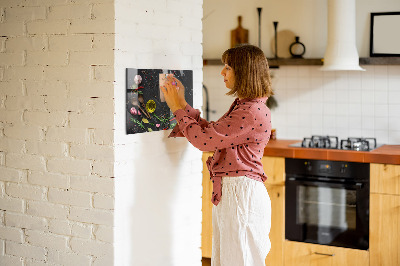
[289,135,382,151]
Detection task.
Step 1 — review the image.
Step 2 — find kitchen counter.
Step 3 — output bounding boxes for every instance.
[264,139,400,165]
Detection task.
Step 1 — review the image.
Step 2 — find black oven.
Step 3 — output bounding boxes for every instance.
[285,158,369,250]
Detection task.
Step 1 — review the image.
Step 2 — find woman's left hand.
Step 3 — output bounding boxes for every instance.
[160,76,185,113]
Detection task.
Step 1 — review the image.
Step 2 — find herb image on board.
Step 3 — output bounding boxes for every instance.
[126,68,193,134]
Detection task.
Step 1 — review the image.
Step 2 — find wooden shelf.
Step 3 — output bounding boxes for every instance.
[203,57,400,67]
[359,57,400,65]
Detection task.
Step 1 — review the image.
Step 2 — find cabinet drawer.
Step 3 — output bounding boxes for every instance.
[284,241,369,266]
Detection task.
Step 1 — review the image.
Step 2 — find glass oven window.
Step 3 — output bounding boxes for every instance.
[297,186,357,230]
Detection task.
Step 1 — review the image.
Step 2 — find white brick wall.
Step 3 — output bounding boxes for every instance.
[0,0,115,265]
[114,0,203,265]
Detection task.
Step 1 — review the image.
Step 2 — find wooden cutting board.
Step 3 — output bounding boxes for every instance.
[231,16,249,48]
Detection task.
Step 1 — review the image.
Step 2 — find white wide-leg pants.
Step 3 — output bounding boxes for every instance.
[211,176,271,266]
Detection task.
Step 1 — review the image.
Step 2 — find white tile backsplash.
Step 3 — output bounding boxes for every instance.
[203,64,400,144]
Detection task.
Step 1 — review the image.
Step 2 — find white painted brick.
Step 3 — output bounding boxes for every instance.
[69,207,113,226]
[69,50,113,66]
[0,81,24,96]
[70,237,113,257]
[92,160,113,177]
[6,241,46,261]
[48,219,71,236]
[48,4,91,20]
[27,21,69,35]
[0,226,23,243]
[48,188,91,208]
[89,128,113,146]
[5,36,47,52]
[0,37,5,52]
[0,138,25,154]
[4,125,43,141]
[70,144,114,161]
[0,197,24,213]
[0,167,25,183]
[44,66,91,82]
[4,96,46,111]
[69,19,114,34]
[70,175,113,194]
[26,229,68,251]
[4,6,46,22]
[92,3,114,20]
[22,0,69,6]
[43,96,81,112]
[47,158,92,176]
[92,34,114,51]
[0,211,4,226]
[0,255,23,266]
[93,65,114,82]
[28,171,69,189]
[27,200,69,219]
[69,112,114,129]
[3,66,44,81]
[93,252,113,266]
[5,212,48,231]
[49,35,93,52]
[73,97,114,115]
[0,152,5,166]
[94,225,112,243]
[6,183,46,201]
[0,52,24,66]
[0,110,23,124]
[25,80,68,98]
[26,140,67,157]
[24,111,68,127]
[47,249,91,266]
[46,127,88,144]
[24,259,48,266]
[93,194,113,210]
[6,153,46,172]
[69,81,114,98]
[26,51,68,66]
[0,22,24,36]
[181,42,202,56]
[71,222,92,239]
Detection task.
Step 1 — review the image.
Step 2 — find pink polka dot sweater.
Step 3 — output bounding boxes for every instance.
[169,97,272,206]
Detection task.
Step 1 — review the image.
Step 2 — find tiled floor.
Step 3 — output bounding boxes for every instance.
[202,257,211,266]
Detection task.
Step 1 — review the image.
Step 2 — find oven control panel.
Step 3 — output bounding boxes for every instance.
[286,158,369,180]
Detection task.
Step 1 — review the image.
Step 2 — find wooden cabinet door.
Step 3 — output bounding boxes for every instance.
[370,163,400,195]
[284,241,369,266]
[201,152,213,258]
[264,184,284,266]
[370,193,400,266]
[262,156,285,186]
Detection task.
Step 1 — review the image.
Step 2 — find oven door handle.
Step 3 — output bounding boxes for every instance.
[286,177,364,189]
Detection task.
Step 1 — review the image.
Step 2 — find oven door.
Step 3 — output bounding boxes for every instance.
[285,177,369,250]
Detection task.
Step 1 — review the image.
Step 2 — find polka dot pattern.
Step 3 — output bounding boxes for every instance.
[169,97,272,206]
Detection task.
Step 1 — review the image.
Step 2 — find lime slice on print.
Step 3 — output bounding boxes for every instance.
[146,100,156,113]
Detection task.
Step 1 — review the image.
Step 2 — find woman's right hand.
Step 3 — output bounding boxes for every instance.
[167,76,187,108]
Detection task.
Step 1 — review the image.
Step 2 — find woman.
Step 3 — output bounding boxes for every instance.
[161,44,273,266]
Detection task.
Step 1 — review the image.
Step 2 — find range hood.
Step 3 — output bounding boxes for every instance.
[320,0,365,71]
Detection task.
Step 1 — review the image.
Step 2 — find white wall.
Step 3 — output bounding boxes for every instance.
[203,0,400,144]
[113,0,203,265]
[0,0,115,265]
[203,0,400,58]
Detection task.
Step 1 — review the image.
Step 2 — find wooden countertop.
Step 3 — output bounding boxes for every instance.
[263,139,400,165]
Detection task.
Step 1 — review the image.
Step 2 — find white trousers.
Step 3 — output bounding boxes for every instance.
[212,176,271,266]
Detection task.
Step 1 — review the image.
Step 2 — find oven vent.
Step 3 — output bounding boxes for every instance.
[320,0,365,71]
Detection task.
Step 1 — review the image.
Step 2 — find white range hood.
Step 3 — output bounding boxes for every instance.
[320,0,365,71]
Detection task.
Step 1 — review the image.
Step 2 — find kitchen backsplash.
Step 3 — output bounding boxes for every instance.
[203,65,400,144]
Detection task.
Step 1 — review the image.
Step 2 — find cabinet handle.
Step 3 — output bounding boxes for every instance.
[314,252,335,257]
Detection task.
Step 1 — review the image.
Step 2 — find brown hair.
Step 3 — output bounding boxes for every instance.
[221,44,273,99]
